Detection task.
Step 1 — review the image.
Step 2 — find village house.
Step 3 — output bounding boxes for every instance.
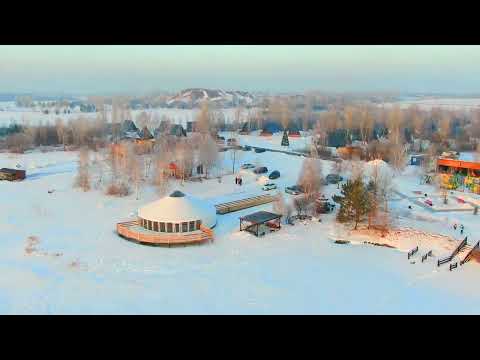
[0,168,26,181]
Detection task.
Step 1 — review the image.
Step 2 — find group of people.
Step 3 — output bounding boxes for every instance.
[235,176,243,186]
[453,223,465,235]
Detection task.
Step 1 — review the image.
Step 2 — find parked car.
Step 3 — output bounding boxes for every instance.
[316,199,335,214]
[241,163,255,170]
[243,145,252,151]
[254,148,266,153]
[326,174,343,184]
[262,182,277,191]
[227,138,238,145]
[269,170,280,180]
[285,185,303,195]
[253,166,268,174]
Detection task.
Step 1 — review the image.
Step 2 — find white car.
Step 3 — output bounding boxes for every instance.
[262,183,277,191]
[241,163,255,170]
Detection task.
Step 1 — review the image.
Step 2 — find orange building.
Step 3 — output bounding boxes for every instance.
[437,153,480,193]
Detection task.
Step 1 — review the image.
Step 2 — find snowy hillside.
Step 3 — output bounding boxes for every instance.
[167,88,255,107]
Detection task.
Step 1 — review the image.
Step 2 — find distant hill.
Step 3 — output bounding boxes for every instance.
[167,88,255,108]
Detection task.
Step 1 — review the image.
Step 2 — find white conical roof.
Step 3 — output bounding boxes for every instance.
[138,190,216,228]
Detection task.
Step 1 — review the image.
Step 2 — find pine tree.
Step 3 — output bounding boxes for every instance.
[281,129,289,147]
[336,177,370,229]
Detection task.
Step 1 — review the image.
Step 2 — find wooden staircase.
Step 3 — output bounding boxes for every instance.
[460,241,480,266]
[438,237,468,267]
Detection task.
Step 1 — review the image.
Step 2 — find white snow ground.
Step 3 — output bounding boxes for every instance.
[1,143,480,314]
[0,103,257,128]
[383,97,480,111]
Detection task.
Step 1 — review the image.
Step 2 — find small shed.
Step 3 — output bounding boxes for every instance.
[239,211,282,237]
[0,168,26,181]
[187,121,198,133]
[410,154,425,166]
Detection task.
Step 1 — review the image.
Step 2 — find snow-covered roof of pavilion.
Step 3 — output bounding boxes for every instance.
[138,190,216,228]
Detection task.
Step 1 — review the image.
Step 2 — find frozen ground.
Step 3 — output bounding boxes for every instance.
[1,146,480,314]
[0,103,257,127]
[383,97,480,111]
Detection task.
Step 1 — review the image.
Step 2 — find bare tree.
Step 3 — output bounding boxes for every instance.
[125,144,144,200]
[359,106,374,143]
[294,195,313,217]
[175,140,194,183]
[197,101,212,135]
[389,143,407,173]
[5,132,33,153]
[74,147,91,192]
[136,111,151,130]
[297,158,323,199]
[55,118,66,149]
[438,111,451,143]
[343,106,355,143]
[273,193,293,223]
[198,134,219,178]
[229,133,242,174]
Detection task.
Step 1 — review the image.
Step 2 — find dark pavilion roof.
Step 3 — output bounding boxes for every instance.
[240,211,282,224]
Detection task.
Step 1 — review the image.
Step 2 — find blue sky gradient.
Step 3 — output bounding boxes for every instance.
[0,45,479,95]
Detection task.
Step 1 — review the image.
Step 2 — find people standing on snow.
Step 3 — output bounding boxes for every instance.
[454,224,457,231]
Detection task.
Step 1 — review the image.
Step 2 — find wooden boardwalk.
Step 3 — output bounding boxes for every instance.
[215,194,276,215]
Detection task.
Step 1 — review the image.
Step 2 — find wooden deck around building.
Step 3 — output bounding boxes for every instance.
[116,220,213,246]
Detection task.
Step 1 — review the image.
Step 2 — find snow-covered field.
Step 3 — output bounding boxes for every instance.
[1,144,480,314]
[384,97,480,111]
[0,102,257,127]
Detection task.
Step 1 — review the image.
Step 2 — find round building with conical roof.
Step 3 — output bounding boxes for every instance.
[117,190,216,246]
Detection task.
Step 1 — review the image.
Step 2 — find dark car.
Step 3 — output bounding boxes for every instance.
[268,170,280,180]
[285,185,304,195]
[316,199,335,214]
[326,174,343,184]
[253,166,268,174]
[243,145,252,151]
[254,148,266,153]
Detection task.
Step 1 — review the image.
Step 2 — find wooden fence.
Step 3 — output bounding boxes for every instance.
[421,250,433,263]
[438,237,467,267]
[407,246,419,260]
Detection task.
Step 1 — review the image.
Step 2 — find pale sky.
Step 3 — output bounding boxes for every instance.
[0,45,479,95]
